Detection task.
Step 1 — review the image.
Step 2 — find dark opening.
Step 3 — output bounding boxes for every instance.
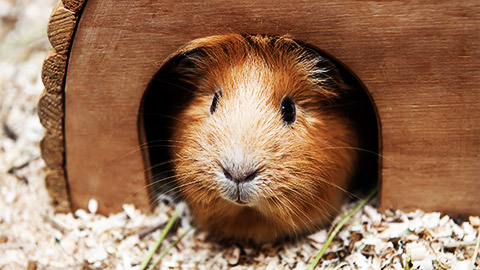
[326,55,380,196]
[138,55,196,202]
[139,37,380,204]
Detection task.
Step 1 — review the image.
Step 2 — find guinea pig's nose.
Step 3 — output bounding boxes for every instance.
[222,167,258,184]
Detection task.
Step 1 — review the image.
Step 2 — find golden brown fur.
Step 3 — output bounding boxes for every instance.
[169,34,359,244]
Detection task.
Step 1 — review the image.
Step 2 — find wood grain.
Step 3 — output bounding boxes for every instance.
[62,0,85,13]
[47,2,76,55]
[38,91,63,136]
[44,170,71,212]
[41,48,67,94]
[39,0,85,212]
[40,134,64,169]
[57,0,479,215]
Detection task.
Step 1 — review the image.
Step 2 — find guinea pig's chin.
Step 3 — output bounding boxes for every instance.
[218,180,260,206]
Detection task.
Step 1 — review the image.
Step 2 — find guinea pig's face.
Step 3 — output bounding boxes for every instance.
[191,61,307,207]
[169,35,358,241]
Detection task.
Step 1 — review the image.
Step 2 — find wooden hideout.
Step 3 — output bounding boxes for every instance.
[39,0,480,216]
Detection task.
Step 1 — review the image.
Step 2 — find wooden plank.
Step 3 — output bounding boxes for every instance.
[63,0,480,215]
[38,0,85,212]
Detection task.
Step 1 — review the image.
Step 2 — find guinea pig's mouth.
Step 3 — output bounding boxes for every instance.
[235,192,247,205]
[220,181,258,206]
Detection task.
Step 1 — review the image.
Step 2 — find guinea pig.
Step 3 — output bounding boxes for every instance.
[157,34,370,244]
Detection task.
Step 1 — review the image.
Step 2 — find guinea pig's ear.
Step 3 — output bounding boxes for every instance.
[310,53,349,92]
[296,42,348,93]
[158,48,206,86]
[145,47,208,119]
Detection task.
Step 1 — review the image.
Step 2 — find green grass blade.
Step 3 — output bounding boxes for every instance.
[140,210,180,270]
[148,227,194,270]
[306,188,378,270]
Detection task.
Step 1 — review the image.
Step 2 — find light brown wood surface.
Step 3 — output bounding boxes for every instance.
[42,0,480,215]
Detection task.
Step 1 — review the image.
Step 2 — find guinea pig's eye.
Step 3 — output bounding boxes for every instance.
[210,89,222,114]
[281,97,296,125]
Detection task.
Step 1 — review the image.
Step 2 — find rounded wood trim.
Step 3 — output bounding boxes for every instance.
[38,0,86,213]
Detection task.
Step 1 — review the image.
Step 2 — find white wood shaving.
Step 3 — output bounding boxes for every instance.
[88,199,99,215]
[1,0,479,269]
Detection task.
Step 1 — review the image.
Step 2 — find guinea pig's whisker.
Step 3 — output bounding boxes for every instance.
[150,174,201,197]
[140,144,184,151]
[185,189,213,206]
[275,174,345,217]
[140,165,175,176]
[116,143,153,160]
[142,182,177,207]
[117,138,187,158]
[286,171,359,200]
[155,186,192,208]
[264,189,292,220]
[284,175,350,214]
[265,188,275,216]
[283,188,320,210]
[264,188,300,239]
[270,195,303,231]
[159,180,203,200]
[124,170,197,204]
[140,113,195,126]
[148,170,190,185]
[281,195,319,230]
[148,78,198,95]
[286,195,323,231]
[145,138,185,144]
[152,180,205,208]
[264,191,285,223]
[143,160,191,176]
[316,145,389,161]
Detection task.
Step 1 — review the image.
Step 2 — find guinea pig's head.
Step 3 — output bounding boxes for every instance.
[166,34,359,243]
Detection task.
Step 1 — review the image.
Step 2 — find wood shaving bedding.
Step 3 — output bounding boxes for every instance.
[0,0,479,269]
